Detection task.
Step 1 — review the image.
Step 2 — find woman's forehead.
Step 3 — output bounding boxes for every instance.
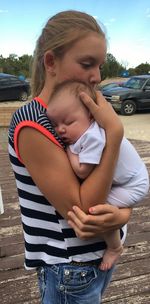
[74,32,106,48]
[68,33,106,58]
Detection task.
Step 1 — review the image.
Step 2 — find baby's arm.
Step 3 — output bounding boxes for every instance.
[67,147,95,179]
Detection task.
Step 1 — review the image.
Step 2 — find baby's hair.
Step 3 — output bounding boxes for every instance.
[50,80,97,105]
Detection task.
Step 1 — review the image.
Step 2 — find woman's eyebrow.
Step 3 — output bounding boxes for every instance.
[79,55,104,65]
[79,55,96,61]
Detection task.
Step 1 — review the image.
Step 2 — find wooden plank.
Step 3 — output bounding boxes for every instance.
[0,234,24,246]
[0,254,24,271]
[102,294,150,304]
[0,217,22,229]
[1,129,150,303]
[0,272,40,304]
[0,242,24,258]
[112,258,150,280]
[103,273,150,302]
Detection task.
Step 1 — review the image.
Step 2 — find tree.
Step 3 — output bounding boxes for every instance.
[134,63,150,75]
[101,53,125,80]
[0,55,6,72]
[0,54,33,78]
[128,68,136,76]
[18,55,33,78]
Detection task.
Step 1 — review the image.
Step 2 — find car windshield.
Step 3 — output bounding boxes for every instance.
[102,83,118,90]
[124,78,145,89]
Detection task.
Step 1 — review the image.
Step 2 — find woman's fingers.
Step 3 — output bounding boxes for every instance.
[80,92,99,115]
[95,90,108,106]
[89,204,120,228]
[68,207,93,231]
[68,218,95,239]
[80,90,123,135]
[67,205,121,238]
[68,208,95,239]
[89,204,114,215]
[71,205,113,224]
[80,91,114,128]
[67,206,104,234]
[80,90,107,109]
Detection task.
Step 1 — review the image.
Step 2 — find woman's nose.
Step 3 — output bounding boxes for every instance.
[90,68,101,85]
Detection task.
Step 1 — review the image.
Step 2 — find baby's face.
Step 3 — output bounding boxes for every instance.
[47,90,91,144]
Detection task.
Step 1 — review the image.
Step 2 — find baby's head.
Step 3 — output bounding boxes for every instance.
[47,80,96,144]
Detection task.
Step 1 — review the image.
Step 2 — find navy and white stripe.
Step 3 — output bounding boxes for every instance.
[8,99,126,269]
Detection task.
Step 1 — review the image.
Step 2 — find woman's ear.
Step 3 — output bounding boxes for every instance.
[44,50,56,76]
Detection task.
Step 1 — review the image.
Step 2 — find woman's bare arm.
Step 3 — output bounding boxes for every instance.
[18,127,81,219]
[68,205,132,239]
[18,92,123,220]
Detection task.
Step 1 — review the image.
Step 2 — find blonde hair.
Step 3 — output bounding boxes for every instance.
[31,10,105,97]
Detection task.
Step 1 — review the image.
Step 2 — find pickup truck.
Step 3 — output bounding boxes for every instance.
[102,75,150,115]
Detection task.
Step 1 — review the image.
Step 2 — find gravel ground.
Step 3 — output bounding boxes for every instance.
[119,112,150,142]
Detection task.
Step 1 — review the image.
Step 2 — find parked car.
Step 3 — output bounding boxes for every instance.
[102,75,150,115]
[99,81,126,93]
[0,73,31,102]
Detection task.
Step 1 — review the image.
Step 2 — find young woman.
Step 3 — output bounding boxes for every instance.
[8,10,131,304]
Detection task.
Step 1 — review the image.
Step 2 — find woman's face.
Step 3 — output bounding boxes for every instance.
[54,33,106,88]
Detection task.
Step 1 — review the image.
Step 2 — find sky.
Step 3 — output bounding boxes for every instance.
[0,0,150,68]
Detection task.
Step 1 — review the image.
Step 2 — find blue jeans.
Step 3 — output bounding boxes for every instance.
[37,263,114,304]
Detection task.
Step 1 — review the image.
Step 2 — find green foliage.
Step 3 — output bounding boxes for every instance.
[128,68,136,76]
[101,53,126,80]
[134,63,150,75]
[0,54,33,78]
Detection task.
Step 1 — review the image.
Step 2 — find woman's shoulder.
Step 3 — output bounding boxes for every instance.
[9,99,66,149]
[12,99,46,123]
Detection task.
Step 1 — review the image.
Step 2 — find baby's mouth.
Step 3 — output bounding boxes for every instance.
[61,137,70,144]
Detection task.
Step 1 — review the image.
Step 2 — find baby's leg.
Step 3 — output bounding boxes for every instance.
[99,186,129,271]
[100,230,123,271]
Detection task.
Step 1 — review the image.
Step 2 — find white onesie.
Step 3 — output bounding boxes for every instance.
[70,121,149,207]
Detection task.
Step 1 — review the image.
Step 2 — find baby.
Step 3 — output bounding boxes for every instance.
[46,80,149,271]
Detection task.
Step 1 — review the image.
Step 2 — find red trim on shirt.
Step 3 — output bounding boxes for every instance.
[34,97,48,109]
[14,121,63,163]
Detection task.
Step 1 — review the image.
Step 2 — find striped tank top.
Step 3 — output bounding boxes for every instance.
[8,98,126,269]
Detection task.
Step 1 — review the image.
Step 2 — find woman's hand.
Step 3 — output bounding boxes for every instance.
[68,204,132,240]
[80,90,123,136]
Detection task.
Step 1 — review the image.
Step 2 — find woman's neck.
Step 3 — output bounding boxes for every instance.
[38,79,55,105]
[38,90,49,105]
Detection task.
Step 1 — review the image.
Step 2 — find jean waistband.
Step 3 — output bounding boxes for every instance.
[69,258,102,267]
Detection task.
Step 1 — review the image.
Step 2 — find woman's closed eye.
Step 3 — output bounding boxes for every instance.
[81,61,103,71]
[81,62,93,69]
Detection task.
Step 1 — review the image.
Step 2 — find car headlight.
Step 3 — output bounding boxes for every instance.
[111,95,120,102]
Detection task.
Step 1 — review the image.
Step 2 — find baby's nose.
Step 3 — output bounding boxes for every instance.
[57,125,66,134]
